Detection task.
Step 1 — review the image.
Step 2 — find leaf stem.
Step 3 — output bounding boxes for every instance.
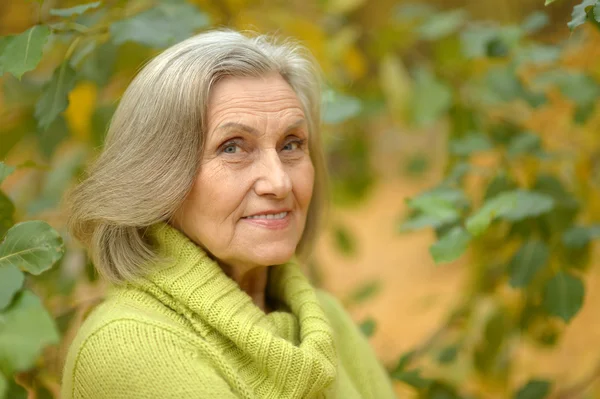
[49,23,109,37]
[64,36,81,61]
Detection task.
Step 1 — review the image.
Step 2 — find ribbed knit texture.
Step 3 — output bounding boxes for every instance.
[61,222,397,398]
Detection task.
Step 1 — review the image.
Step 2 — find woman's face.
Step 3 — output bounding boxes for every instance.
[172,73,315,271]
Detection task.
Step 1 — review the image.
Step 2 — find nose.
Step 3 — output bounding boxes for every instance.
[253,150,292,198]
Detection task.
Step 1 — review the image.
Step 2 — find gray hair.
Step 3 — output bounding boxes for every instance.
[63,29,328,283]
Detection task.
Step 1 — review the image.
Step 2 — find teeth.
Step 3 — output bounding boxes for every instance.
[246,212,288,220]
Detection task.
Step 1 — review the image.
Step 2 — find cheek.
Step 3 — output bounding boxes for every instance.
[292,160,315,209]
[192,164,249,222]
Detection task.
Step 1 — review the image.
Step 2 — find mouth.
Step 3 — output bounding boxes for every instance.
[241,210,292,230]
[242,211,289,220]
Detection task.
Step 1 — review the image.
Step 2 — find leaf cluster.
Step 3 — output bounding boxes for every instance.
[0,163,64,398]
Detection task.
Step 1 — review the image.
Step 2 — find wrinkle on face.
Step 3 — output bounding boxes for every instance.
[173,72,314,288]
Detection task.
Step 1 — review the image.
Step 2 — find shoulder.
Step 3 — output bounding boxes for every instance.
[314,288,368,344]
[314,289,398,399]
[314,288,354,328]
[61,289,234,399]
[66,287,202,360]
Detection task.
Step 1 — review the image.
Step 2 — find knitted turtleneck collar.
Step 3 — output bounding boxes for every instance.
[129,222,338,398]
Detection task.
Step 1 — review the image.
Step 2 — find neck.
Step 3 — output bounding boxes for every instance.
[219,262,273,313]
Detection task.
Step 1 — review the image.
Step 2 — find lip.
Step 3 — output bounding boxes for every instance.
[241,209,292,230]
[243,208,292,217]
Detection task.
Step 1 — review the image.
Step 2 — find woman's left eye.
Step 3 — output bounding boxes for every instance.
[220,139,243,154]
[223,144,239,154]
[282,139,304,151]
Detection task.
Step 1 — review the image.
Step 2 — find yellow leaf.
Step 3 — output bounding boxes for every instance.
[344,47,367,80]
[325,0,366,14]
[64,82,97,142]
[379,54,412,120]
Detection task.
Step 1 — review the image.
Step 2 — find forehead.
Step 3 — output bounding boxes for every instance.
[206,73,305,127]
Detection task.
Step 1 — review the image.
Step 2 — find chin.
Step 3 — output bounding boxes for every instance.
[248,244,297,266]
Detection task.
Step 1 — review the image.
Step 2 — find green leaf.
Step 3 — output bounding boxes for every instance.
[428,383,461,399]
[418,9,468,40]
[322,90,362,124]
[77,41,117,86]
[27,146,87,215]
[34,62,77,130]
[545,0,561,5]
[0,192,15,239]
[359,318,376,337]
[333,224,355,256]
[0,373,6,398]
[533,175,578,206]
[568,0,596,31]
[391,368,432,389]
[401,187,468,231]
[444,162,471,185]
[508,240,550,287]
[347,280,381,304]
[523,11,550,33]
[0,221,64,276]
[489,122,521,146]
[69,39,96,68]
[0,36,10,75]
[534,71,600,112]
[36,116,70,159]
[4,379,27,399]
[0,290,60,374]
[514,379,552,399]
[543,272,584,322]
[562,225,600,248]
[50,1,102,17]
[461,26,499,59]
[502,192,555,221]
[0,162,15,184]
[483,66,525,103]
[395,3,436,21]
[407,196,460,223]
[1,25,50,79]
[399,214,447,232]
[0,265,24,311]
[474,310,507,374]
[409,187,469,209]
[466,190,555,236]
[438,345,459,364]
[461,24,522,59]
[110,2,209,48]
[429,226,471,264]
[507,133,542,158]
[515,45,561,66]
[449,133,493,156]
[410,68,452,127]
[404,153,430,177]
[484,173,517,200]
[394,350,416,372]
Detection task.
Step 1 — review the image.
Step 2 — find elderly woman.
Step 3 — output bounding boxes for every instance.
[61,30,396,399]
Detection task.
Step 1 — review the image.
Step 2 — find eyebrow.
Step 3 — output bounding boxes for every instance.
[215,119,307,136]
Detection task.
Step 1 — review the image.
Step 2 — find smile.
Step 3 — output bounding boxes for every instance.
[243,211,288,220]
[241,211,291,230]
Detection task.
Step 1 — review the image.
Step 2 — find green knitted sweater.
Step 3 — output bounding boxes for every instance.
[61,222,397,398]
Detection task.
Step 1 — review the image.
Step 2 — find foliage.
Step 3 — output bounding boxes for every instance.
[0,163,64,397]
[0,0,599,397]
[393,0,600,396]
